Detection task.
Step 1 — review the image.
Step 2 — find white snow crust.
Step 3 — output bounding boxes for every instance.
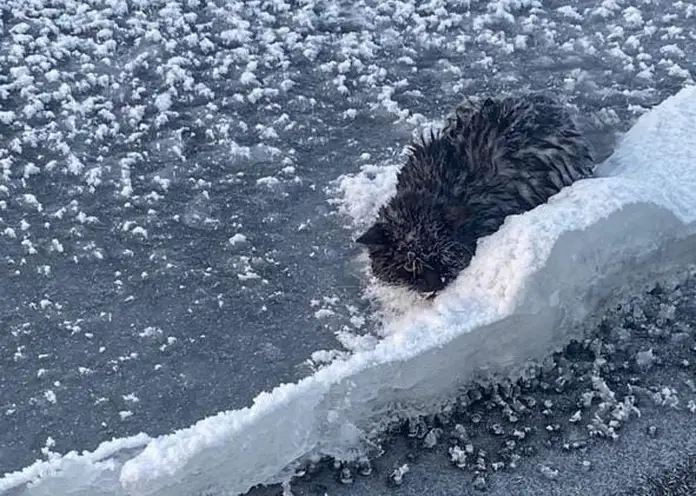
[2,86,696,496]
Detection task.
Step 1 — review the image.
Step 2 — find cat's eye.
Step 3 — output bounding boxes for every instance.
[404,251,417,273]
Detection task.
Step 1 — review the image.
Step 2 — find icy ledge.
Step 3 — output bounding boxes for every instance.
[3,86,696,496]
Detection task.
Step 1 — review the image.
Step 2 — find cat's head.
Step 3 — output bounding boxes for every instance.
[356,193,474,294]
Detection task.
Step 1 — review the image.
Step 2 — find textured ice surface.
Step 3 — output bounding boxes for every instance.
[3,86,696,496]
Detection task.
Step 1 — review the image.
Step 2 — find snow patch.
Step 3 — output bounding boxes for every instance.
[228,233,248,246]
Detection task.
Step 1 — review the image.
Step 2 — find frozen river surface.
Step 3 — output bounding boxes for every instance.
[1,0,695,494]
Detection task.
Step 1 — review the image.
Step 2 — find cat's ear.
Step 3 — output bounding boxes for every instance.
[356,223,389,246]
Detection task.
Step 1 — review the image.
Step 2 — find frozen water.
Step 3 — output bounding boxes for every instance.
[1,0,695,491]
[2,84,696,495]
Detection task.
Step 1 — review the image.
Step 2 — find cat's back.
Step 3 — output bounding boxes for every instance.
[445,94,595,182]
[394,128,464,195]
[393,94,594,200]
[447,94,570,139]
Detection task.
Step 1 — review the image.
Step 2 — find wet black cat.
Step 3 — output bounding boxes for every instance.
[356,94,595,294]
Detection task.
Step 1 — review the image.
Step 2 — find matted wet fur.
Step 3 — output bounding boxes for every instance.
[356,94,595,295]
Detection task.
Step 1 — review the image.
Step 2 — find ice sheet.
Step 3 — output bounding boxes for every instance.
[2,85,696,496]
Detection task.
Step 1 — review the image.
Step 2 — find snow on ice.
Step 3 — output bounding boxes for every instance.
[3,87,696,495]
